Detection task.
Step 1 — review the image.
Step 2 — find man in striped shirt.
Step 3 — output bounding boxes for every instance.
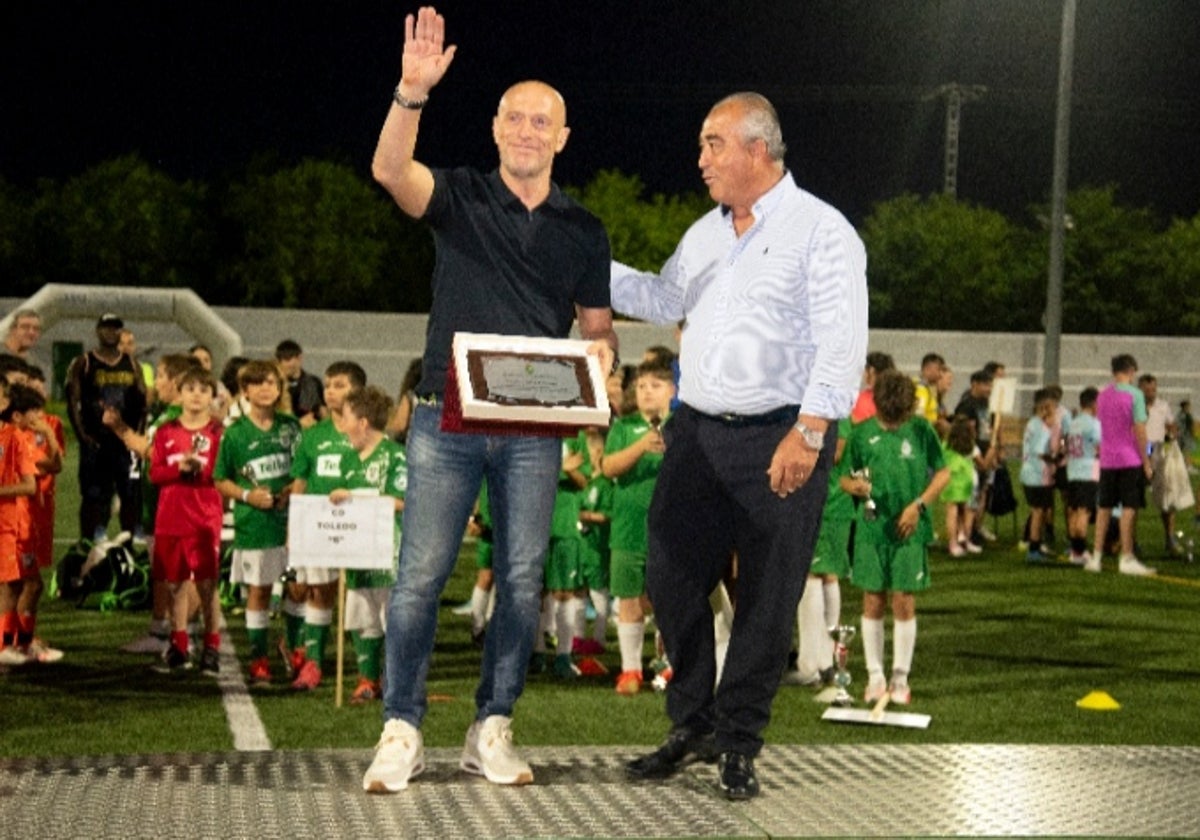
[611,91,868,800]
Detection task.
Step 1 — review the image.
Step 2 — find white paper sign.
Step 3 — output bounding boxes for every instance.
[989,376,1016,416]
[287,494,395,570]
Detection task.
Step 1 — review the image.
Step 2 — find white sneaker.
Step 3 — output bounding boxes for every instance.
[26,639,64,663]
[977,525,997,542]
[863,675,887,704]
[121,633,169,654]
[363,719,425,793]
[1083,552,1102,574]
[947,542,966,557]
[460,715,533,785]
[888,680,912,705]
[0,646,28,666]
[963,540,984,555]
[1118,555,1157,577]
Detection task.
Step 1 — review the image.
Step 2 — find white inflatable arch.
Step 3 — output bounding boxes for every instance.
[1,284,242,362]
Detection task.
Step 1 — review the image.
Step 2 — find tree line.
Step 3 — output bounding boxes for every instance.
[2,154,1197,335]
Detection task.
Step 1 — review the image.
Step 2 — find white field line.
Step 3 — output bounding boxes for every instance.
[215,634,272,752]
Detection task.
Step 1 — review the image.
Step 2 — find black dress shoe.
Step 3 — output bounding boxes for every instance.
[717,751,759,800]
[626,727,718,779]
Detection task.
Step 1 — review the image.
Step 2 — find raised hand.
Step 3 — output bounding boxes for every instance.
[400,6,457,97]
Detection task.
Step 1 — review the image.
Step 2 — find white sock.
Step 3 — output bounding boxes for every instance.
[245,609,270,631]
[485,587,496,621]
[861,616,885,680]
[822,579,841,667]
[469,585,490,633]
[589,588,609,643]
[567,596,587,648]
[617,621,645,674]
[822,580,842,630]
[797,581,827,676]
[306,606,333,628]
[892,617,916,680]
[554,598,585,655]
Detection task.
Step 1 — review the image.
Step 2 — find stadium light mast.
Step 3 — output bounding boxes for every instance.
[1043,0,1077,385]
[929,83,987,198]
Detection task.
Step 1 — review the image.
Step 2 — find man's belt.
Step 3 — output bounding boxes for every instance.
[690,404,800,428]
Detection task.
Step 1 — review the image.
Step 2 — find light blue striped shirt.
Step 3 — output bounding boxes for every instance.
[610,172,868,420]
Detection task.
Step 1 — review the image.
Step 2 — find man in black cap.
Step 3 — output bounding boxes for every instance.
[65,313,148,541]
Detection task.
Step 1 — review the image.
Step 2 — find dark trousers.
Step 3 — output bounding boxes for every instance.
[647,404,831,756]
[78,439,142,542]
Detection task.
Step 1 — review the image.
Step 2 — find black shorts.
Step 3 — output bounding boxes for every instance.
[1097,467,1145,510]
[1022,484,1056,509]
[1067,480,1099,510]
[1054,463,1069,491]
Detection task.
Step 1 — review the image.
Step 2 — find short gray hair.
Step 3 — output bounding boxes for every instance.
[715,92,787,162]
[6,309,41,333]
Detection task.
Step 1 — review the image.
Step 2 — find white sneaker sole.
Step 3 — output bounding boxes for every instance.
[460,755,533,785]
[363,760,425,794]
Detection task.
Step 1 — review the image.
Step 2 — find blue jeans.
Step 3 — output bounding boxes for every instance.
[383,402,560,728]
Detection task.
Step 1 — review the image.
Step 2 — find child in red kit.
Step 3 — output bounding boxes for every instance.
[148,368,225,675]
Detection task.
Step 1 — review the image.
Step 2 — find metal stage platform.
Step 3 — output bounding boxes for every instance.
[3,744,1197,838]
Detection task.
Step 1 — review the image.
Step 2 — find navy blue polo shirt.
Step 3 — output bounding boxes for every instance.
[416,167,611,396]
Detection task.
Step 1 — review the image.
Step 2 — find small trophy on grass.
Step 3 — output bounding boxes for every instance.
[829,624,857,707]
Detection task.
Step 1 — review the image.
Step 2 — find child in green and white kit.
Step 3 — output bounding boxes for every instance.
[941,415,981,557]
[331,386,406,704]
[842,370,949,705]
[464,483,494,646]
[791,417,853,685]
[575,426,613,658]
[540,434,590,679]
[214,360,301,685]
[287,361,367,691]
[602,362,675,696]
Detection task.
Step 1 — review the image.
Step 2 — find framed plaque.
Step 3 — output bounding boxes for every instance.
[443,332,610,435]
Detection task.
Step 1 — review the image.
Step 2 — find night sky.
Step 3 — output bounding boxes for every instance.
[4,1,1199,225]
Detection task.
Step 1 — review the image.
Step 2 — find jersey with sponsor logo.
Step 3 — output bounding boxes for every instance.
[214,412,300,549]
[341,438,406,589]
[604,412,666,552]
[149,418,224,539]
[290,416,357,495]
[845,414,944,546]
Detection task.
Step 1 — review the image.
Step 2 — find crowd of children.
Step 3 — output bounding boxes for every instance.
[5,333,1192,716]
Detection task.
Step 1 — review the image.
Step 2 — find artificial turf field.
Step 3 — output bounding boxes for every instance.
[4,422,1199,758]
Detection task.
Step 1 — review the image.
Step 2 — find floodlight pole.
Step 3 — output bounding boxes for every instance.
[1044,0,1077,386]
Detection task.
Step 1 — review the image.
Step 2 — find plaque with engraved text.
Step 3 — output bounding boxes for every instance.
[443,333,611,434]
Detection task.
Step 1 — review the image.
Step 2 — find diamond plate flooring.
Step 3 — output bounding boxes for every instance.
[2,744,1198,839]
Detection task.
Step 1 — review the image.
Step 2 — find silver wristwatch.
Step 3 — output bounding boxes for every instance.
[794,420,824,450]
